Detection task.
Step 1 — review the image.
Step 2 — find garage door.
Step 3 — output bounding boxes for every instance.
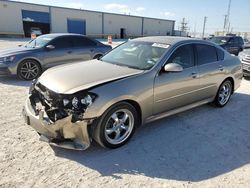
[22,10,50,37]
[67,19,86,35]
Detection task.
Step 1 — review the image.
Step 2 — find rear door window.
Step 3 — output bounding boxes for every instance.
[237,37,244,46]
[72,36,97,48]
[195,44,218,65]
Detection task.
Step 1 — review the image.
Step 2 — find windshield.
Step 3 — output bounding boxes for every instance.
[25,35,53,48]
[101,41,169,70]
[208,37,229,45]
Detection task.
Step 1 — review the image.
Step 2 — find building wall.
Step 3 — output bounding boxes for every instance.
[50,7,102,36]
[0,1,49,35]
[0,1,175,38]
[103,14,142,37]
[143,18,174,36]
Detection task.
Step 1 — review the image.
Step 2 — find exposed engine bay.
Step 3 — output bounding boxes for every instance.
[29,81,97,123]
[25,80,97,150]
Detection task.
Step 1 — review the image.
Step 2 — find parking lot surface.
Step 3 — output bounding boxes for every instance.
[0,39,250,188]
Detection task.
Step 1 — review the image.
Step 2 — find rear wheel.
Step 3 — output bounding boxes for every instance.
[213,80,233,107]
[94,102,138,148]
[17,59,41,80]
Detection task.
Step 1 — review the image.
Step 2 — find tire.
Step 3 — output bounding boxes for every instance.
[94,102,139,149]
[17,59,42,80]
[93,54,103,60]
[213,80,233,107]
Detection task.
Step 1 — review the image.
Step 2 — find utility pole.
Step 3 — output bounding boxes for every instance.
[180,18,188,32]
[223,15,227,35]
[193,22,197,38]
[226,0,232,33]
[202,16,207,39]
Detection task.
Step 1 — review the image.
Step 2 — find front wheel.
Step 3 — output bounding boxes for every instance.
[17,60,42,80]
[94,102,139,149]
[213,80,233,107]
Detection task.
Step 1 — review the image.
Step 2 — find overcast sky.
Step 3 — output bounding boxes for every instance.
[15,0,250,34]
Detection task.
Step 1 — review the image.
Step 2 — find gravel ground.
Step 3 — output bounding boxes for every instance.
[0,39,250,188]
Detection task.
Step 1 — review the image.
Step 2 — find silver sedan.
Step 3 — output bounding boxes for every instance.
[23,36,243,150]
[0,33,112,80]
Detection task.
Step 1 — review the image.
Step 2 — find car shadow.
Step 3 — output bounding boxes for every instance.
[244,76,250,81]
[0,76,31,87]
[52,92,250,182]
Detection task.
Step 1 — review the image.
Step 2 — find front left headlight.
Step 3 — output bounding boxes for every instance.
[63,93,97,111]
[0,56,15,63]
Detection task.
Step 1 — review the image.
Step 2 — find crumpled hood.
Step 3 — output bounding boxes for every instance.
[38,59,144,94]
[0,47,35,56]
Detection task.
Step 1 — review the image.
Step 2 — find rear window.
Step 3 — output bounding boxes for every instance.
[216,48,225,61]
[196,44,218,65]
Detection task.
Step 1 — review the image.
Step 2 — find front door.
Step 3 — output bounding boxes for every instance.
[153,44,201,115]
[41,36,75,68]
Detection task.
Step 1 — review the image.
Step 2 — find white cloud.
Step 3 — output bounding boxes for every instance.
[104,4,146,15]
[104,3,133,15]
[104,3,128,10]
[136,7,145,12]
[160,11,176,17]
[67,3,85,9]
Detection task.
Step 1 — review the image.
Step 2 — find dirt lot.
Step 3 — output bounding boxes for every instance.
[0,39,250,188]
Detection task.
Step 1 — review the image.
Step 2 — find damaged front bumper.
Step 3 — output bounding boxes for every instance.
[23,98,93,150]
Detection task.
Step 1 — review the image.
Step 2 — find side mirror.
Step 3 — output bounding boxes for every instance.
[46,45,55,50]
[164,63,183,72]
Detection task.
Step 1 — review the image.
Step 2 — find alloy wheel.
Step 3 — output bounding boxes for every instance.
[104,109,134,145]
[19,61,40,80]
[218,82,232,106]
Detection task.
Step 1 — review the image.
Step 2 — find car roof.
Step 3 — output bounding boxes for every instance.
[132,36,199,45]
[214,36,242,38]
[40,33,86,38]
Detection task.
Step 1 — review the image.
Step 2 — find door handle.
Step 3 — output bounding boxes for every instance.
[67,51,72,54]
[191,72,197,78]
[219,65,224,71]
[90,49,94,52]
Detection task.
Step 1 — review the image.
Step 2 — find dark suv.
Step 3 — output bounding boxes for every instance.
[209,36,244,56]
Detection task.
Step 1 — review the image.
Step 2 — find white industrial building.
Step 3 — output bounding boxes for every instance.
[0,0,175,38]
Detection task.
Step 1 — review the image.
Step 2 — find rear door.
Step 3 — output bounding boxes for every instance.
[71,36,98,61]
[227,37,238,54]
[195,44,225,99]
[153,44,201,115]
